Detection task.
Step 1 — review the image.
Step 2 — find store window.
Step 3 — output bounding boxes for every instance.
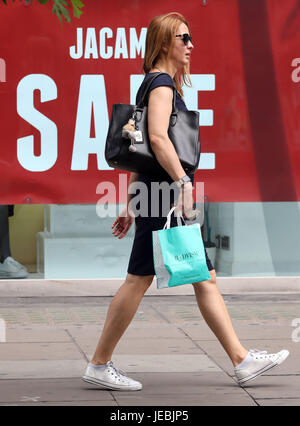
[2,201,299,280]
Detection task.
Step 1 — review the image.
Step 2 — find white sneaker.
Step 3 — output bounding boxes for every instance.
[82,361,142,391]
[0,257,29,279]
[234,348,290,386]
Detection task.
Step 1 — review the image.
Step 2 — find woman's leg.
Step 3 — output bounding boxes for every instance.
[193,270,248,367]
[91,273,154,365]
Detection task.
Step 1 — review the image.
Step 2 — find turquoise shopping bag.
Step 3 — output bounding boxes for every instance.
[152,207,211,289]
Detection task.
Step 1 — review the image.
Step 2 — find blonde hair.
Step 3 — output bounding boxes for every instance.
[143,12,192,97]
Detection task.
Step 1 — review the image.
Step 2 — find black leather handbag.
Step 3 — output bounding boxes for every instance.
[105,72,201,178]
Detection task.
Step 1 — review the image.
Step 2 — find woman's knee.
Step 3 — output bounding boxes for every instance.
[124,273,154,292]
[192,269,217,290]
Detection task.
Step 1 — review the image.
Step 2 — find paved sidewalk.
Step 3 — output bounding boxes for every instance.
[0,294,299,406]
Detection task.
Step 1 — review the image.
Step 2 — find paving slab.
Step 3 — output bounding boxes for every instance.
[0,294,299,406]
[0,355,220,380]
[0,401,118,406]
[224,304,300,322]
[0,305,108,326]
[66,324,188,340]
[240,375,300,400]
[110,372,239,395]
[105,355,222,373]
[0,378,114,404]
[0,342,83,361]
[149,303,204,325]
[256,398,300,406]
[109,372,256,406]
[3,326,71,343]
[153,299,300,323]
[112,394,256,406]
[0,360,87,379]
[0,305,165,326]
[76,337,204,355]
[180,323,294,340]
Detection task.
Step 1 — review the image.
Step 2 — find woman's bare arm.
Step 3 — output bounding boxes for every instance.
[147,86,186,182]
[147,85,196,217]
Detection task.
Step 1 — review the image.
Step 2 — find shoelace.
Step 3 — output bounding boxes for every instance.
[249,349,268,355]
[249,348,277,359]
[107,361,128,380]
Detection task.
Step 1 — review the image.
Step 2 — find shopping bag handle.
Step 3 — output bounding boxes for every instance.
[163,207,186,230]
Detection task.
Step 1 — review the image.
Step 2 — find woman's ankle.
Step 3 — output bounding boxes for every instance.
[231,350,249,367]
[90,358,110,366]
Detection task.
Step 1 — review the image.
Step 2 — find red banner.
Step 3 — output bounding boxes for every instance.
[0,0,299,203]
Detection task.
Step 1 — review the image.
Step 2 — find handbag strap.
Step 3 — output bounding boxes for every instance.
[136,72,177,113]
[163,206,186,230]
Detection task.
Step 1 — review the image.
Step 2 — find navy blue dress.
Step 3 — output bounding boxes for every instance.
[127,72,214,276]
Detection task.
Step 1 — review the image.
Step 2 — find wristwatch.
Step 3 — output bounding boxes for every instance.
[174,175,191,188]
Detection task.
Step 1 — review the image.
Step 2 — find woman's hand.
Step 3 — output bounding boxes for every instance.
[175,182,199,220]
[111,206,135,239]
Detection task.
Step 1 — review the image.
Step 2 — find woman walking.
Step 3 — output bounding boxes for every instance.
[82,12,289,390]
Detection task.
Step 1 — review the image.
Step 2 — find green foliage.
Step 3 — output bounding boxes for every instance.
[1,0,85,23]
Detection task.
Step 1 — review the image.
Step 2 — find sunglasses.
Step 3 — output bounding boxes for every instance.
[175,33,193,45]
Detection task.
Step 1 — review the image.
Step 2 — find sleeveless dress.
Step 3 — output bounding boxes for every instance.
[127,72,214,276]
